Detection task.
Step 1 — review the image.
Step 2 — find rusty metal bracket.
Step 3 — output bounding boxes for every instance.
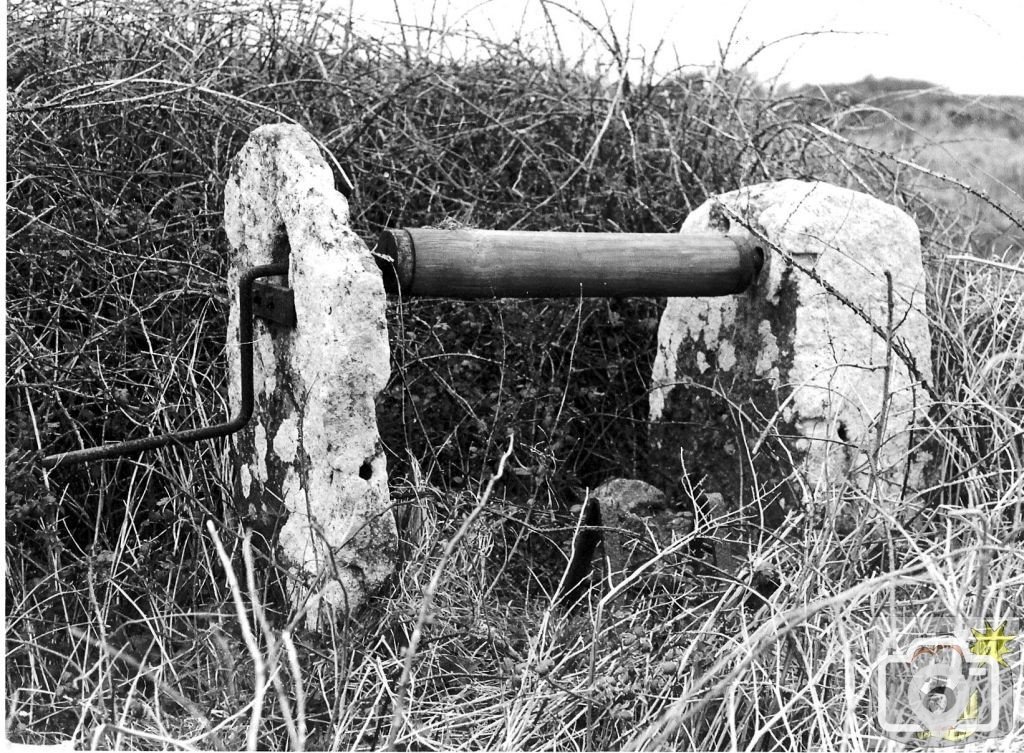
[40,263,290,470]
[252,279,296,326]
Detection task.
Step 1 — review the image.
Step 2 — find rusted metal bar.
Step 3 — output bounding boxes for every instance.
[376,228,763,298]
[40,263,289,470]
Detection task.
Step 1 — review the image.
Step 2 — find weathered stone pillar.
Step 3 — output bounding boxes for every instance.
[224,125,396,623]
[650,180,933,571]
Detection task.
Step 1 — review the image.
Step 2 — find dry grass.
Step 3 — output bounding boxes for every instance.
[5,0,1024,750]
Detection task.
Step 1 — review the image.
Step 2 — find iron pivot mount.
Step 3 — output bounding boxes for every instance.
[40,263,291,470]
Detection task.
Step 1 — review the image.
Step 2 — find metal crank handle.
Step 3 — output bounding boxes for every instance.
[40,263,289,470]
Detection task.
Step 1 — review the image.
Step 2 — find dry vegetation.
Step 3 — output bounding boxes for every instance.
[5,1,1024,750]
[806,76,1024,252]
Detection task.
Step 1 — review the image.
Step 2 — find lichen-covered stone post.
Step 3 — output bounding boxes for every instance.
[649,180,933,573]
[224,124,396,624]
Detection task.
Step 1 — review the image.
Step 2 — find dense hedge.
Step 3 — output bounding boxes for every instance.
[6,0,861,507]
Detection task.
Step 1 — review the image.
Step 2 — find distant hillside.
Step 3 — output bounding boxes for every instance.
[798,76,1024,139]
[788,76,1024,252]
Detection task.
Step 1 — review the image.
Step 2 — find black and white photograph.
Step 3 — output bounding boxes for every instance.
[5,0,1023,749]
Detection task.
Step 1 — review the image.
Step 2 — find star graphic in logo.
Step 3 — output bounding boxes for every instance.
[970,622,1016,668]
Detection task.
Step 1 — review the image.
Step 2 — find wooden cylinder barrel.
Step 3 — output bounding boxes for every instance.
[376,228,762,298]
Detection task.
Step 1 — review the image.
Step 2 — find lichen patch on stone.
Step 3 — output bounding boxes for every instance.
[754,321,779,383]
[253,423,268,485]
[272,417,299,464]
[240,465,252,498]
[694,351,710,374]
[718,340,737,371]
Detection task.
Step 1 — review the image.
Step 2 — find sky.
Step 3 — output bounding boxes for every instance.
[341,0,1024,97]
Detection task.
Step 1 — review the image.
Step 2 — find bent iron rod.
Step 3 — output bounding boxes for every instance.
[40,263,288,470]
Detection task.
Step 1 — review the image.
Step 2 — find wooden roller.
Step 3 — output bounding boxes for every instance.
[376,228,762,298]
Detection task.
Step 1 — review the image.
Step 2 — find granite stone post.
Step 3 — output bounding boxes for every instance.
[649,180,933,574]
[224,125,396,624]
